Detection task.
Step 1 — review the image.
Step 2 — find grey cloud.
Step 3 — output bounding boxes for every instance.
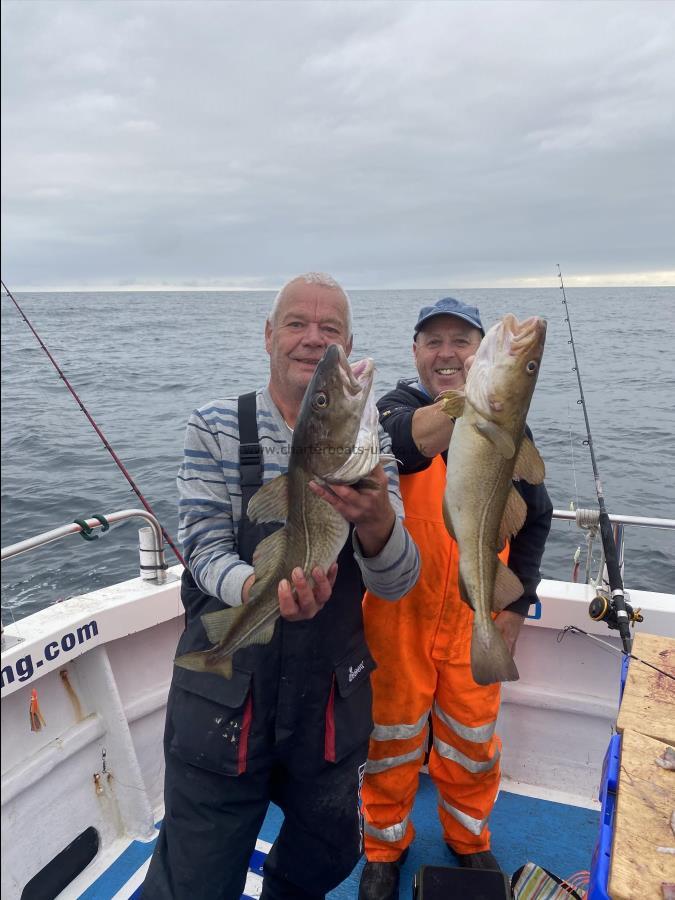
[2,0,674,289]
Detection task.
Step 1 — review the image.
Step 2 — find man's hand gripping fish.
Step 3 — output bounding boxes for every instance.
[439,314,547,685]
[175,344,381,679]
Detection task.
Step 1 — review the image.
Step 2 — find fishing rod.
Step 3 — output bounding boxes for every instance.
[1,279,186,568]
[557,265,634,653]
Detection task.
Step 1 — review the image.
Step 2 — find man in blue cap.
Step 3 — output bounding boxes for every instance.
[358,297,552,899]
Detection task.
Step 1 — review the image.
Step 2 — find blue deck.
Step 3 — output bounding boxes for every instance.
[264,775,599,898]
[108,774,600,898]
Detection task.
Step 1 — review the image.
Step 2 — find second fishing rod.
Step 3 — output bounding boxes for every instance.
[558,265,635,654]
[1,278,186,570]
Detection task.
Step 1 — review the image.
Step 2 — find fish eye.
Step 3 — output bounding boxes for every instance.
[526,360,538,374]
[312,391,329,410]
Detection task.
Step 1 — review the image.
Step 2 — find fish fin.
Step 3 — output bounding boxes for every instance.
[442,497,457,541]
[201,606,248,645]
[492,560,524,612]
[514,436,545,484]
[251,527,288,590]
[474,418,516,458]
[174,651,234,680]
[498,486,527,547]
[247,623,277,646]
[247,474,289,524]
[471,621,520,685]
[202,610,277,649]
[436,390,465,419]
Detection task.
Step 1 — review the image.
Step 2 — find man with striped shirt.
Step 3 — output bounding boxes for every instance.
[143,273,419,900]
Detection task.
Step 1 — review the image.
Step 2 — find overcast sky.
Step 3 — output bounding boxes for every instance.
[2,0,674,291]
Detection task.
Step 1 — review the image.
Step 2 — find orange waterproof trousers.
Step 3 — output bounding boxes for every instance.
[362,454,507,860]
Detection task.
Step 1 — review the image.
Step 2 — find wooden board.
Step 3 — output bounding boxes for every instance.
[608,729,675,900]
[616,632,675,746]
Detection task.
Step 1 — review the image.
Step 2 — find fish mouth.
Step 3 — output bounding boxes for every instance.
[503,314,547,359]
[315,345,379,485]
[334,345,375,398]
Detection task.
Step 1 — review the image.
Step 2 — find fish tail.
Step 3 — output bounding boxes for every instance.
[174,650,234,679]
[470,620,519,686]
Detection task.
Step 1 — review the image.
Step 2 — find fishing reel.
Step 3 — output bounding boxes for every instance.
[588,593,643,632]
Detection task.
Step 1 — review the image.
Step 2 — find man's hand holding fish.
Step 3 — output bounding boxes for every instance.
[309,462,397,557]
[243,561,338,621]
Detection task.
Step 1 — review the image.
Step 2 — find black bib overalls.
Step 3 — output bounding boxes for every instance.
[143,393,377,900]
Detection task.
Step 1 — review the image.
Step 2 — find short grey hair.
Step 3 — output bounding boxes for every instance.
[269,272,353,336]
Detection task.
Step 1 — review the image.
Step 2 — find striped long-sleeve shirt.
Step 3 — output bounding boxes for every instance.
[177,387,419,606]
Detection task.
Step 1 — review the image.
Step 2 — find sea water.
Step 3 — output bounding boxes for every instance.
[2,287,673,621]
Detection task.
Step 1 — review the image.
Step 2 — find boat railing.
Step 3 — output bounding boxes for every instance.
[2,508,672,585]
[552,509,675,529]
[551,508,675,588]
[0,508,169,585]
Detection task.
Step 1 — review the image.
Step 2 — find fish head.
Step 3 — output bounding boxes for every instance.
[465,314,547,430]
[293,344,379,482]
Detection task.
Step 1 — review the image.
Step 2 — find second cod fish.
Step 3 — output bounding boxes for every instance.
[440,313,547,686]
[174,343,381,679]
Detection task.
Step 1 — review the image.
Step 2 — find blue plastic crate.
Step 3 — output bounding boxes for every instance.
[619,654,630,702]
[588,733,621,899]
[601,732,621,797]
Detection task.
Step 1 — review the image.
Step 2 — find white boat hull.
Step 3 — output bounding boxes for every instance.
[2,567,673,898]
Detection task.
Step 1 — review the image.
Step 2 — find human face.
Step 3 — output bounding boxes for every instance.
[265,281,353,407]
[413,316,482,398]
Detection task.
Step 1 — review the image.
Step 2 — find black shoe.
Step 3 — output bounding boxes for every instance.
[358,849,409,900]
[455,849,501,871]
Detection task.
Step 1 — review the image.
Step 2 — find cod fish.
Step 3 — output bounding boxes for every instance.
[175,343,380,679]
[440,314,547,686]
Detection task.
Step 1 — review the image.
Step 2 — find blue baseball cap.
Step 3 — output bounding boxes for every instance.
[414,296,484,337]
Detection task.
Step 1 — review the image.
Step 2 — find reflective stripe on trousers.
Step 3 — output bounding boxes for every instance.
[364,815,410,844]
[370,710,428,743]
[438,796,490,837]
[365,744,426,776]
[364,700,500,844]
[433,700,497,744]
[433,735,500,775]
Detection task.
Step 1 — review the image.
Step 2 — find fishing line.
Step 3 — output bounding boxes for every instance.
[1,280,186,568]
[566,397,585,581]
[557,265,633,652]
[558,626,675,681]
[566,398,580,511]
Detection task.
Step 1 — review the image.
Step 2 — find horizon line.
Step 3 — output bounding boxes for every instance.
[3,270,674,293]
[5,283,674,293]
